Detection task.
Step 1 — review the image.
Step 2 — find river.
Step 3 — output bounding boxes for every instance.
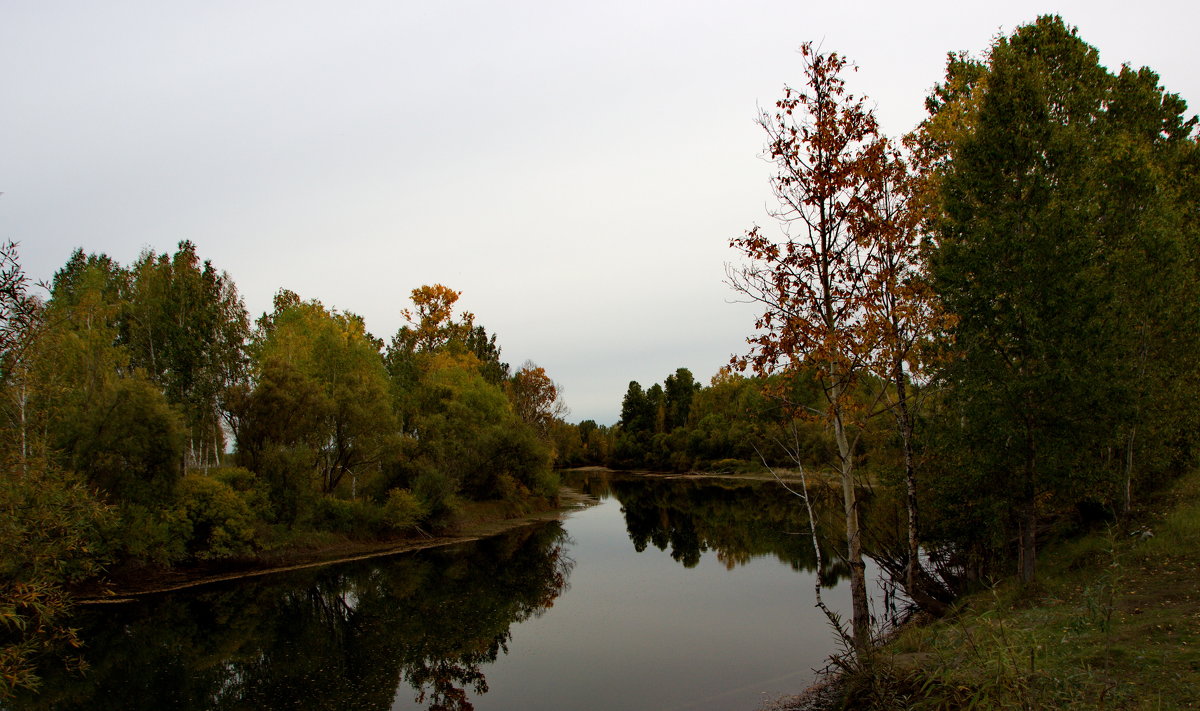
[13,471,882,711]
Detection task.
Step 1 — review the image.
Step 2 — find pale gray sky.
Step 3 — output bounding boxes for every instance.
[3,1,1196,424]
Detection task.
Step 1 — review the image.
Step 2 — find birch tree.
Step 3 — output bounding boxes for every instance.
[728,43,883,656]
[856,144,951,613]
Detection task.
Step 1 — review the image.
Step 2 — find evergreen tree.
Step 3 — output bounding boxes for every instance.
[918,15,1200,581]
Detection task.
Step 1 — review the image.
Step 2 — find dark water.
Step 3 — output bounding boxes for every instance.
[17,473,877,711]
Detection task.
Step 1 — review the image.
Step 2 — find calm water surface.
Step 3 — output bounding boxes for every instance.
[19,473,876,711]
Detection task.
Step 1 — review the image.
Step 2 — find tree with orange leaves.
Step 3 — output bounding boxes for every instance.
[855,140,952,615]
[386,285,509,388]
[400,284,475,353]
[507,361,568,438]
[728,43,894,656]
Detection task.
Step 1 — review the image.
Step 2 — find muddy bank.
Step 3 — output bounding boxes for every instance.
[75,487,597,603]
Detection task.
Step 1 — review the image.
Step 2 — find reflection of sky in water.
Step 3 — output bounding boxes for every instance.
[393,490,863,711]
[11,476,879,711]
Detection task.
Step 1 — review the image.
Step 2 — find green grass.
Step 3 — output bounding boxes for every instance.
[863,470,1200,710]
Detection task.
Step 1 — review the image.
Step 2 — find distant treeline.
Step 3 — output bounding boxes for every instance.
[552,366,877,474]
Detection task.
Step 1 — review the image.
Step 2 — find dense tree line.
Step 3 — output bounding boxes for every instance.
[560,365,887,476]
[0,243,567,694]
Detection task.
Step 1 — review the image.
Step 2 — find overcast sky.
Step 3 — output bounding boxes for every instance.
[2,1,1196,424]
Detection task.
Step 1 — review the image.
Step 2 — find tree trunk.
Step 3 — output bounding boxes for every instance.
[894,367,920,598]
[1019,494,1037,584]
[1123,426,1136,520]
[1018,445,1037,583]
[1016,421,1038,584]
[832,395,871,655]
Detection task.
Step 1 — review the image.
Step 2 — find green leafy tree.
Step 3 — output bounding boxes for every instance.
[464,325,510,385]
[613,381,654,468]
[1094,65,1200,514]
[68,376,186,506]
[122,241,249,468]
[923,17,1112,583]
[919,15,1200,582]
[226,357,329,523]
[0,246,116,697]
[46,250,126,315]
[381,287,554,515]
[618,381,654,434]
[245,294,394,498]
[662,368,699,431]
[32,254,186,509]
[385,285,507,428]
[571,419,613,466]
[646,383,666,434]
[37,252,127,413]
[405,352,554,502]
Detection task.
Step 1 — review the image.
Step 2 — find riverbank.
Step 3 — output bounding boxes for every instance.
[73,487,597,602]
[565,463,839,486]
[760,467,1200,710]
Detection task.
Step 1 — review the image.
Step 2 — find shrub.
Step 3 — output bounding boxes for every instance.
[0,460,113,584]
[0,458,114,697]
[173,473,259,560]
[69,377,186,507]
[384,488,428,531]
[210,466,272,519]
[529,466,560,500]
[312,497,385,537]
[413,468,460,526]
[111,503,189,566]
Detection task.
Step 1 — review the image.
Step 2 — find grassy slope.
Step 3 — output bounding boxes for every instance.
[869,469,1200,709]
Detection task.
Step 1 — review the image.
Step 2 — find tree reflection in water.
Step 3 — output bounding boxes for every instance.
[580,473,856,587]
[14,523,572,711]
